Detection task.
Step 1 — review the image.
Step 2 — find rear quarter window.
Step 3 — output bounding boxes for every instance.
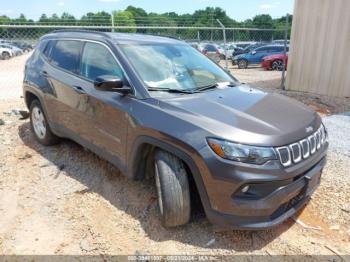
[42,40,55,58]
[271,46,284,52]
[49,40,83,73]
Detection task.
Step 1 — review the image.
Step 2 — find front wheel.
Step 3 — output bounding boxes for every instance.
[154,150,191,227]
[237,59,248,69]
[272,60,284,71]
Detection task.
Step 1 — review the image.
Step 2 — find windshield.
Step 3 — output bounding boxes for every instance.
[120,43,236,91]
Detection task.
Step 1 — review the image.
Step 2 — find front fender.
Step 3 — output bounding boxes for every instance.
[126,134,213,216]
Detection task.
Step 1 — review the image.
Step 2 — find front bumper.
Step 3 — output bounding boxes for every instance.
[197,143,328,230]
[261,60,271,70]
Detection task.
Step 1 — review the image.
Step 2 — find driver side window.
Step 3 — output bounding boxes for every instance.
[80,42,124,81]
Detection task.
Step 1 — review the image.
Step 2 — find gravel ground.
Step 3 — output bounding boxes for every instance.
[0,54,349,258]
[0,53,29,101]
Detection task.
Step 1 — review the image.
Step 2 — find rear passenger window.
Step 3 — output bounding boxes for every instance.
[256,47,269,52]
[50,40,83,73]
[80,42,124,80]
[271,46,283,52]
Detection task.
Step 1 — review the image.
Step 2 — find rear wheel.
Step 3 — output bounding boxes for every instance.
[237,59,248,69]
[2,52,10,60]
[29,100,60,146]
[272,60,284,71]
[154,149,191,227]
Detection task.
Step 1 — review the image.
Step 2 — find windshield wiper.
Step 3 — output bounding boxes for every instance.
[194,82,237,92]
[195,83,218,92]
[148,87,197,94]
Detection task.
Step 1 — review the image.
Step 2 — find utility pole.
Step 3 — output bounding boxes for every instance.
[211,11,214,41]
[281,13,289,90]
[111,11,115,32]
[217,19,228,70]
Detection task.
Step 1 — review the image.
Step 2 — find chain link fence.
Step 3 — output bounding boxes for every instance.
[0,24,289,99]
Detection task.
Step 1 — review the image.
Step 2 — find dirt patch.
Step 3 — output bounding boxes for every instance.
[0,100,349,257]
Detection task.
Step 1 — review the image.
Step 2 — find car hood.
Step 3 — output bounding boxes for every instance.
[233,53,245,59]
[156,85,321,147]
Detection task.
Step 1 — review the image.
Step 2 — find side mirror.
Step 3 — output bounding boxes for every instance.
[251,51,257,55]
[94,75,131,94]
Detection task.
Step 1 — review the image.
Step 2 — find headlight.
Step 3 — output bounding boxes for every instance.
[207,138,277,165]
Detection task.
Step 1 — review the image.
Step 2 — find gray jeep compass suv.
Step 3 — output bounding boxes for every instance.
[23,30,328,229]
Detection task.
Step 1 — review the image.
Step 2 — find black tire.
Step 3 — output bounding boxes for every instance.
[29,99,60,146]
[237,59,248,69]
[272,60,284,71]
[2,52,10,60]
[154,149,191,227]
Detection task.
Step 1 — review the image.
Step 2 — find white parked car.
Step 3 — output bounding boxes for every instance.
[218,43,239,59]
[0,44,23,56]
[0,46,13,60]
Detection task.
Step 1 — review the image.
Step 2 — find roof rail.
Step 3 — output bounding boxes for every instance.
[51,29,112,38]
[145,33,182,40]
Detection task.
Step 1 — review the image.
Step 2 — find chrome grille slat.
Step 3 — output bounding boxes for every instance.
[290,143,302,163]
[300,139,310,159]
[276,146,291,167]
[316,130,321,149]
[308,135,316,154]
[276,126,326,167]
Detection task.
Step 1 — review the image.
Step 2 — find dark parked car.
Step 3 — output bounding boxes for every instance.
[233,45,289,69]
[23,31,328,229]
[231,42,269,58]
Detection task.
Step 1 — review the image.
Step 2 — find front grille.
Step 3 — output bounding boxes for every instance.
[276,125,327,167]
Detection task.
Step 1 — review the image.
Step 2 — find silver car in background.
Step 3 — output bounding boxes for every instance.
[198,43,221,63]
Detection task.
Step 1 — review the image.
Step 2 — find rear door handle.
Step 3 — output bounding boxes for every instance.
[72,85,86,94]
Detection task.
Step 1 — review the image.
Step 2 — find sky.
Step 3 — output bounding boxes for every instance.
[0,0,294,22]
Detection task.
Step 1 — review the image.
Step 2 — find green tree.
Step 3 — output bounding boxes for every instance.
[81,11,111,26]
[61,12,76,25]
[113,11,136,33]
[252,14,274,28]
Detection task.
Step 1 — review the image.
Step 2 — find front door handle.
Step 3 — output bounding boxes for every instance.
[72,85,86,94]
[40,70,48,77]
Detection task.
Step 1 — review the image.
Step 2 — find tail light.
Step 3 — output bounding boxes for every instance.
[216,50,220,56]
[202,50,208,55]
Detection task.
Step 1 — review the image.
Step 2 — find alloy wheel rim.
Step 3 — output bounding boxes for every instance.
[273,60,283,70]
[32,107,46,139]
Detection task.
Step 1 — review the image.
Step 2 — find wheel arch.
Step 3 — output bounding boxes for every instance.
[24,90,40,109]
[127,135,212,213]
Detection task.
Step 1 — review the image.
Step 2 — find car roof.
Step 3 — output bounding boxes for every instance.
[254,44,285,49]
[41,30,185,45]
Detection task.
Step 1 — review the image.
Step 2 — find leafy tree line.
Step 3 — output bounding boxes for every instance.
[0,6,291,42]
